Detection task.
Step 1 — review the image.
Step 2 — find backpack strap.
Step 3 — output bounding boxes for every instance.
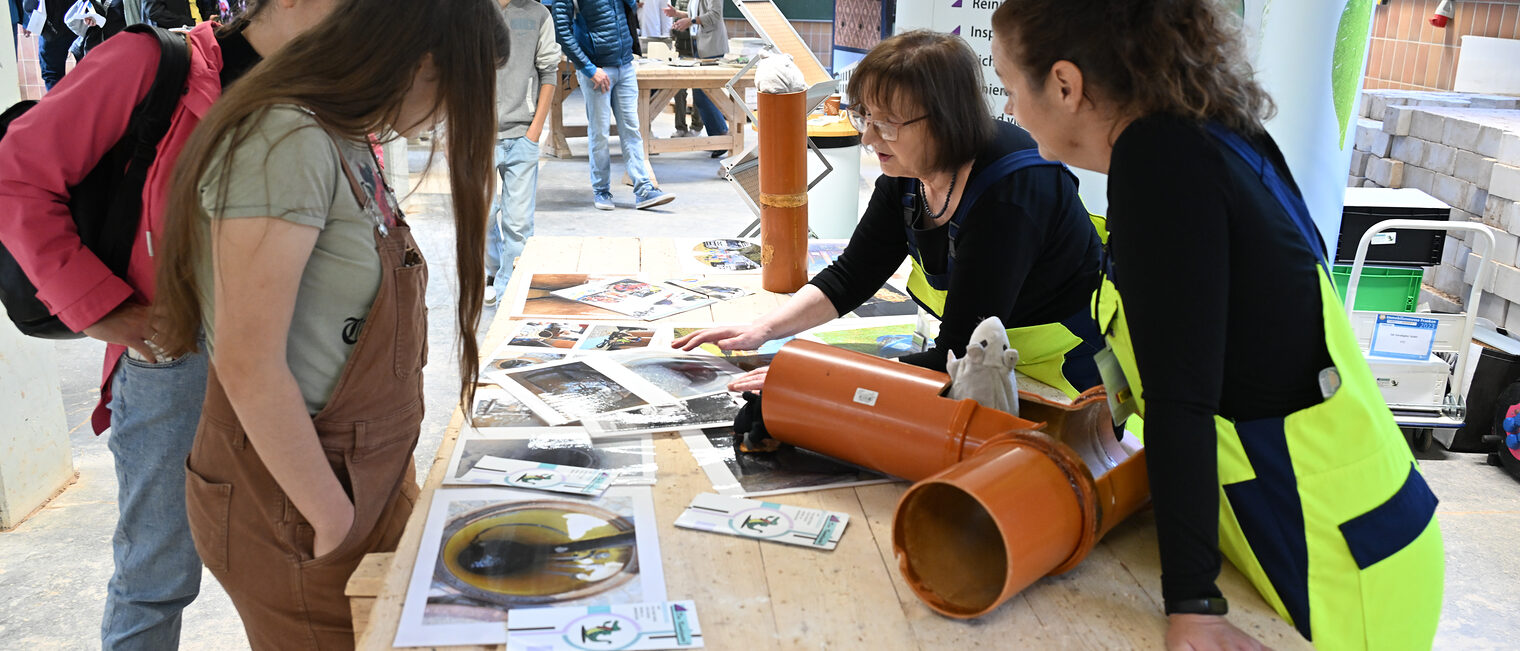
[120,23,192,166]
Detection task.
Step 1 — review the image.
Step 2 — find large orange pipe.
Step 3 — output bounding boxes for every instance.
[761,340,1151,619]
[757,90,808,293]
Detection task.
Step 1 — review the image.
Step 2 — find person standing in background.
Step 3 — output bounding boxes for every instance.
[21,0,73,90]
[550,0,675,211]
[485,0,561,306]
[637,0,669,46]
[665,0,727,156]
[668,0,702,137]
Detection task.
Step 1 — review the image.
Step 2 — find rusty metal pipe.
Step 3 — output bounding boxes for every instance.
[761,340,1151,618]
[757,90,808,293]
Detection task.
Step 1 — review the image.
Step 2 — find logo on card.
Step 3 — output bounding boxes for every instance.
[511,469,563,488]
[728,507,792,538]
[566,613,640,649]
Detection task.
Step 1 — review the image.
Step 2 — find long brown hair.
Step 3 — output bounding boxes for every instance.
[847,30,995,175]
[155,0,508,412]
[992,0,1275,134]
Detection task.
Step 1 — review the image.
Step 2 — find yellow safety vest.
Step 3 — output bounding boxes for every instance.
[1092,208,1443,648]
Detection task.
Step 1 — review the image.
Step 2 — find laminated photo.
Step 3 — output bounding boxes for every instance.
[680,426,893,497]
[574,325,659,352]
[550,278,715,321]
[606,349,745,398]
[581,392,745,437]
[446,428,658,486]
[393,487,666,648]
[471,385,554,429]
[505,321,592,349]
[494,356,675,426]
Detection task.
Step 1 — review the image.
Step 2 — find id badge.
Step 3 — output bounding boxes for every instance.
[1094,346,1139,427]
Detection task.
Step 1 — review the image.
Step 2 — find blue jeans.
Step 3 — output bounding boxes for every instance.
[38,28,72,90]
[486,136,539,299]
[692,89,729,137]
[577,62,653,195]
[102,350,209,650]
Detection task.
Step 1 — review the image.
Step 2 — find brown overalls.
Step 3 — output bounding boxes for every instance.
[183,137,425,650]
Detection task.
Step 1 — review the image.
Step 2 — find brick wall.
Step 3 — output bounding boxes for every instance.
[1366,0,1520,91]
[724,18,833,69]
[14,27,46,100]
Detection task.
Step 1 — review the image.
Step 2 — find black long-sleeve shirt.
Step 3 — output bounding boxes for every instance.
[144,0,213,28]
[1106,114,1334,604]
[809,121,1100,371]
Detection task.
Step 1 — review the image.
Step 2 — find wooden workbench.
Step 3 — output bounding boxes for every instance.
[547,59,756,185]
[347,237,1311,650]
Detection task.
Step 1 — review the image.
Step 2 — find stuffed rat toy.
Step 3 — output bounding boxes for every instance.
[946,316,1020,416]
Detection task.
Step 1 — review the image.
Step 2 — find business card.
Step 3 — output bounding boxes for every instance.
[457,455,614,496]
[673,493,848,550]
[507,601,703,650]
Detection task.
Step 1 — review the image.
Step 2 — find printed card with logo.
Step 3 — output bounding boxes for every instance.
[672,493,849,550]
[458,456,615,497]
[507,601,704,651]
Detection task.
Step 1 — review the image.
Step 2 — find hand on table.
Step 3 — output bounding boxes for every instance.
[671,323,771,353]
[1166,614,1270,651]
[83,301,164,363]
[589,68,611,93]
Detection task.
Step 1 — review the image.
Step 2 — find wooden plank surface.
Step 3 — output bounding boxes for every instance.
[353,236,1311,650]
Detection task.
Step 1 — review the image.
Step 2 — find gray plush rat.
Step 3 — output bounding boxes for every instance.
[945,316,1019,416]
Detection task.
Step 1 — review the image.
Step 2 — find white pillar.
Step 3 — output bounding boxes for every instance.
[1247,0,1376,250]
[0,21,74,531]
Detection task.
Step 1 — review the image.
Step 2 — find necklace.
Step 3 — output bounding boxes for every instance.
[920,173,957,222]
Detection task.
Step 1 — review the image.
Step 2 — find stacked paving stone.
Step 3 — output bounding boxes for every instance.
[1348,89,1520,329]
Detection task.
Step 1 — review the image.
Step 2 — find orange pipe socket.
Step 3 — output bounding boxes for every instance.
[761,340,1151,618]
[757,90,808,294]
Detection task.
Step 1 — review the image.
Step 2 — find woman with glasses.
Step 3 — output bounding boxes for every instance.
[676,29,1103,398]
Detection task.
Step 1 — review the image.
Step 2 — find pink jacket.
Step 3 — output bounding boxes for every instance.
[0,23,229,434]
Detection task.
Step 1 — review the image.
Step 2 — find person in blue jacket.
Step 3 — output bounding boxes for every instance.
[549,0,675,211]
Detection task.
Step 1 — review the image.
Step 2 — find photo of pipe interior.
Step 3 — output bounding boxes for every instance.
[759,339,1151,619]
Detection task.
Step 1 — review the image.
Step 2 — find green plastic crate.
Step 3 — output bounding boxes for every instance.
[1331,265,1421,313]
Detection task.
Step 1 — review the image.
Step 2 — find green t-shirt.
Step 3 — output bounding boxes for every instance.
[196,106,385,415]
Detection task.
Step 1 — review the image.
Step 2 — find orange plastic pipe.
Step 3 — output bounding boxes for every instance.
[757,90,808,293]
[760,340,1152,618]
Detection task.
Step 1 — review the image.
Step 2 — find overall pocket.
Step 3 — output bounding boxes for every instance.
[183,462,233,573]
[392,262,427,380]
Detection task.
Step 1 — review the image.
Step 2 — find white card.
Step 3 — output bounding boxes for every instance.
[673,493,849,550]
[459,455,614,496]
[1369,314,1438,360]
[507,601,704,650]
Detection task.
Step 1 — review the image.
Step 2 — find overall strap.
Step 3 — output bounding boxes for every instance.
[903,148,1066,288]
[1204,122,1329,273]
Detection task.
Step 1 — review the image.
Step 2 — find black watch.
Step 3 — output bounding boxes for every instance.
[1165,597,1229,616]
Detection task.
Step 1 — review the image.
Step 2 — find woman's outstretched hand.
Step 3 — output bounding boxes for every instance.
[1166,614,1270,651]
[672,324,772,352]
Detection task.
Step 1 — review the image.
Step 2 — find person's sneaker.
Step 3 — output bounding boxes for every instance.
[676,129,698,138]
[635,187,675,210]
[593,191,615,211]
[484,285,498,307]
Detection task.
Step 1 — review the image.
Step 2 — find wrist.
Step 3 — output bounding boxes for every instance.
[1165,596,1228,616]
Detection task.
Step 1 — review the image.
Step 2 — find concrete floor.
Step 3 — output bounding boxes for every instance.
[1,91,1518,649]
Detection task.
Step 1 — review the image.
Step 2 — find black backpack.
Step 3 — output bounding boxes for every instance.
[0,23,191,339]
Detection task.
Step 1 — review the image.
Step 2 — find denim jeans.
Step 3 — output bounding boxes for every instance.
[38,28,72,90]
[486,136,539,299]
[692,89,729,137]
[102,350,209,650]
[577,62,653,195]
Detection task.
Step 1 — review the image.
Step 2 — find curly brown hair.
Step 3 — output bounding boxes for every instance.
[992,0,1275,135]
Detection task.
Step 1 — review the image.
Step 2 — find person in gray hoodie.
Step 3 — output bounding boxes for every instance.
[486,0,561,305]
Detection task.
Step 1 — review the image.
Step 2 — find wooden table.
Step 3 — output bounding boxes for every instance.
[347,237,1311,650]
[547,60,756,186]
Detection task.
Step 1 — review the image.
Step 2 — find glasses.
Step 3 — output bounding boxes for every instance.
[846,107,928,142]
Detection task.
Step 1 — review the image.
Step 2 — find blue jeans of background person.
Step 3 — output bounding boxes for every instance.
[692,89,729,137]
[577,62,653,195]
[102,350,208,650]
[38,28,72,90]
[486,136,539,300]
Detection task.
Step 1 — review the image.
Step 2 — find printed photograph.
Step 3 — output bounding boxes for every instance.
[498,360,651,423]
[608,350,745,398]
[507,321,590,349]
[682,427,893,497]
[483,350,568,375]
[582,392,745,436]
[850,283,917,318]
[574,325,658,352]
[471,385,552,428]
[448,430,657,486]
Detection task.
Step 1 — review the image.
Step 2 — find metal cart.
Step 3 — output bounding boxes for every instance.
[1344,219,1497,450]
